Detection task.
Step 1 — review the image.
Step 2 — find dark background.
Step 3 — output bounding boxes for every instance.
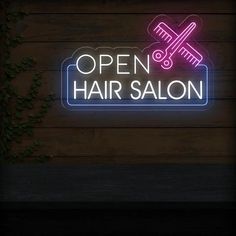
[1,0,236,234]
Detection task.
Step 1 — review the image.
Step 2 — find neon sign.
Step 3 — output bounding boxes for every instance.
[61,15,212,110]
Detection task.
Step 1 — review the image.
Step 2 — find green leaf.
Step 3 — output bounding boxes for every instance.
[1,5,53,163]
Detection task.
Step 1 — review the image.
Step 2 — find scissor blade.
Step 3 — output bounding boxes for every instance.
[169,22,196,52]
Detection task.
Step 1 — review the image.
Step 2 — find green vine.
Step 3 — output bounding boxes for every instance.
[0,1,54,162]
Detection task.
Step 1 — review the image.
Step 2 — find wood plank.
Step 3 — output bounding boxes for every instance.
[12,42,234,70]
[14,128,235,163]
[16,14,235,42]
[7,99,236,128]
[1,164,235,201]
[18,0,235,14]
[38,100,236,128]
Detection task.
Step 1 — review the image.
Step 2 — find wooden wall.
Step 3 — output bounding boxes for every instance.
[12,0,235,164]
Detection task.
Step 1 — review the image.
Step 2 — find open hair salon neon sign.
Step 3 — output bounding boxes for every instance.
[61,15,212,110]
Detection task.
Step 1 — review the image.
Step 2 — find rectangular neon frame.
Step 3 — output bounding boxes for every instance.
[65,64,208,107]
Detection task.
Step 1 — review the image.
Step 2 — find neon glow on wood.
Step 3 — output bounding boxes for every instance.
[61,15,212,110]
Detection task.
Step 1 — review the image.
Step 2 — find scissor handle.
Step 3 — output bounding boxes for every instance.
[152,49,173,69]
[161,58,173,70]
[152,49,166,62]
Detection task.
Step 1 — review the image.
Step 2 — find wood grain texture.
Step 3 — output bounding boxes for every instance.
[12,42,234,70]
[37,100,235,128]
[9,0,235,164]
[16,14,235,42]
[1,164,235,201]
[13,128,235,163]
[19,0,235,14]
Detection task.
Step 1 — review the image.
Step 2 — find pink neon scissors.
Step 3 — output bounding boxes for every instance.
[152,22,196,70]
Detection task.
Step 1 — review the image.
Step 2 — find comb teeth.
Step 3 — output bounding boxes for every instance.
[186,55,194,63]
[178,47,185,54]
[193,59,201,67]
[154,26,163,34]
[159,30,164,36]
[182,50,190,58]
[165,35,171,41]
[192,59,199,66]
[181,50,185,54]
[189,57,194,63]
[163,34,168,40]
[153,26,172,43]
[186,54,192,60]
[161,32,168,39]
[178,47,202,67]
